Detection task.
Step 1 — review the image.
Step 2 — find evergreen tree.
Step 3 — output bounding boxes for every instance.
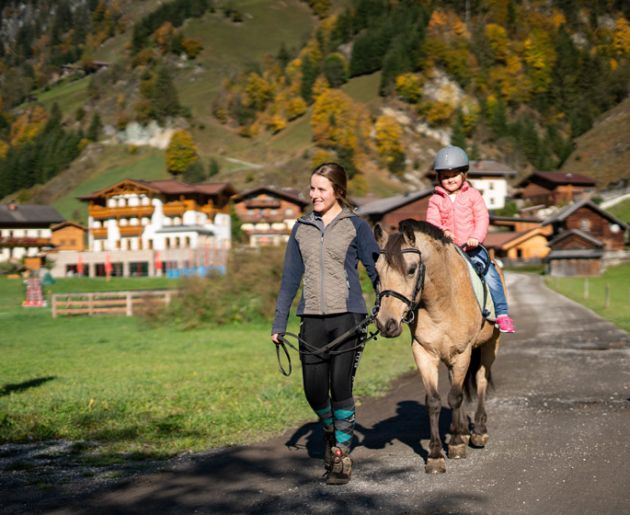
[450,110,467,149]
[323,53,348,88]
[300,56,319,104]
[151,66,182,122]
[87,112,103,142]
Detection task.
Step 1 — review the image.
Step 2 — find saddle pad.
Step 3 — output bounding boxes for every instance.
[454,246,496,321]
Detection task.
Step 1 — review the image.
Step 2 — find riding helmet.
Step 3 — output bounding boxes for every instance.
[434,146,469,173]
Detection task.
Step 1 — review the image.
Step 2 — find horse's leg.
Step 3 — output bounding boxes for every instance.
[470,336,499,448]
[446,349,471,459]
[411,340,446,474]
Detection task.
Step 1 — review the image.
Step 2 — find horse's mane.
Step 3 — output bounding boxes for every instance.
[383,219,452,274]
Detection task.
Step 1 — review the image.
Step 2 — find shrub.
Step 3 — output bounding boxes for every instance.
[160,247,286,327]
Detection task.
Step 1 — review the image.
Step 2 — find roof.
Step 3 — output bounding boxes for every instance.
[0,204,65,227]
[426,160,518,179]
[548,229,603,248]
[80,179,236,201]
[542,199,628,229]
[51,221,87,231]
[517,171,596,188]
[155,225,215,235]
[356,189,432,216]
[233,186,308,207]
[484,227,548,249]
[546,249,604,260]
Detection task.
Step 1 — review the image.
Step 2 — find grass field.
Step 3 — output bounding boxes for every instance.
[544,263,630,333]
[53,147,166,222]
[606,198,630,224]
[0,276,413,460]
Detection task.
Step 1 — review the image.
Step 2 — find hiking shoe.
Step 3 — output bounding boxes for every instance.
[323,428,335,471]
[326,446,352,485]
[496,315,515,333]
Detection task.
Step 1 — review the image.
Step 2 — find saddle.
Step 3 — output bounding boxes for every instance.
[453,246,496,322]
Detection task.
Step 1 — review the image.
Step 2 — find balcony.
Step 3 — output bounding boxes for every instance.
[89,205,154,219]
[119,226,144,237]
[91,228,108,239]
[163,200,197,217]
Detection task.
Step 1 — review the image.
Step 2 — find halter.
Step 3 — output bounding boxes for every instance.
[376,247,425,324]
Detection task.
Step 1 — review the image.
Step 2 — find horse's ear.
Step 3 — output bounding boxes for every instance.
[399,219,416,246]
[374,223,388,248]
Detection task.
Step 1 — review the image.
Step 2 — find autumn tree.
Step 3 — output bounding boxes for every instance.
[374,114,405,174]
[166,129,199,176]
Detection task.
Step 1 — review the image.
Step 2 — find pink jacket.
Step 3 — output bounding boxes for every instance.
[425,181,489,247]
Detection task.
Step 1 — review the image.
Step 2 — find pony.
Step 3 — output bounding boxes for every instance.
[373,219,501,474]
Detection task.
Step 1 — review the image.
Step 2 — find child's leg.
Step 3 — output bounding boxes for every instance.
[467,247,508,315]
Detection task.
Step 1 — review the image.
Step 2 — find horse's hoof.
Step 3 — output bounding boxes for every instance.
[470,433,489,448]
[448,443,467,459]
[425,457,446,474]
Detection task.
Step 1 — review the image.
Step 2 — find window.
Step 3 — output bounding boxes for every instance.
[579,218,591,232]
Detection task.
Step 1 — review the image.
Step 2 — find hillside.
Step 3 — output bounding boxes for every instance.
[562,96,630,188]
[2,0,630,221]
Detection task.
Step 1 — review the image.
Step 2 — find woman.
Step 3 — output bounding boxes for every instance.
[272,162,379,484]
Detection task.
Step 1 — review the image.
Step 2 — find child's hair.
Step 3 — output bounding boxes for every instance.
[311,162,354,209]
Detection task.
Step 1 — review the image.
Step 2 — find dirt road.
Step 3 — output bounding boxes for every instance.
[3,273,630,514]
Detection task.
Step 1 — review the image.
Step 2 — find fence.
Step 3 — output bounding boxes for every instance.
[51,290,177,318]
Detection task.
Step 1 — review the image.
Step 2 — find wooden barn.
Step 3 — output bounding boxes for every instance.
[355,190,433,231]
[545,230,605,276]
[542,200,627,251]
[517,172,596,207]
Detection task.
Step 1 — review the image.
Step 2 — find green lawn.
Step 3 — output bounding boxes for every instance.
[606,198,630,224]
[0,277,412,459]
[34,77,90,115]
[544,263,630,333]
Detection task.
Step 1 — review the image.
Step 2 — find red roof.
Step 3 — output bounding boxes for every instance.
[80,179,236,200]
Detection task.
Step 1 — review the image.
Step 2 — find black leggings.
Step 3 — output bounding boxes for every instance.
[299,313,366,410]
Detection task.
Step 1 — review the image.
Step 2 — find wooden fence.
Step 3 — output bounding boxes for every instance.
[51,290,177,318]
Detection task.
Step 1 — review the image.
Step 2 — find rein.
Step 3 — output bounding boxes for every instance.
[377,248,425,325]
[275,312,380,377]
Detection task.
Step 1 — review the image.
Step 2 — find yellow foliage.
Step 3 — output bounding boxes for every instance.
[154,22,174,53]
[166,129,199,175]
[485,23,509,63]
[311,89,359,150]
[395,73,424,103]
[550,10,566,29]
[312,76,330,101]
[348,172,368,196]
[10,106,48,146]
[0,140,8,159]
[613,16,630,57]
[244,73,273,110]
[429,10,448,30]
[267,114,287,134]
[311,148,337,169]
[286,97,307,120]
[374,115,404,164]
[425,101,455,126]
[489,55,531,102]
[523,30,556,93]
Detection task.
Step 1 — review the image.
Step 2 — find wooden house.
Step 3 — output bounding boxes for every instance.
[542,200,627,251]
[545,230,605,276]
[517,172,596,207]
[51,222,86,251]
[485,227,551,262]
[356,189,433,231]
[232,187,309,246]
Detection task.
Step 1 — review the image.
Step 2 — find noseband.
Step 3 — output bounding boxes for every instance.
[376,248,425,324]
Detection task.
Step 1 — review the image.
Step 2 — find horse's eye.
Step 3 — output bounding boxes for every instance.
[408,266,417,276]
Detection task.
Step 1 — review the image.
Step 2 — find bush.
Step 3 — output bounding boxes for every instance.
[160,247,286,327]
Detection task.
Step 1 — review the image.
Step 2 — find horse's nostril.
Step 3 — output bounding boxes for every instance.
[386,318,398,334]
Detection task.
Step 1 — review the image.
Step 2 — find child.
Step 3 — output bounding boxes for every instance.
[426,145,516,333]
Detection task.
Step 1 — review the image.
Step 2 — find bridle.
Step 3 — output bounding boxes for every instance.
[376,247,425,325]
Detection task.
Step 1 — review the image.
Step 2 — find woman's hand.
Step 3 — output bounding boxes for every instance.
[272,333,283,345]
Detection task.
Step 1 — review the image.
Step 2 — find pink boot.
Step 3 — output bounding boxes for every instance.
[496,315,515,333]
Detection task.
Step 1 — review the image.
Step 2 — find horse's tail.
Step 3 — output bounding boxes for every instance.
[464,346,494,401]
